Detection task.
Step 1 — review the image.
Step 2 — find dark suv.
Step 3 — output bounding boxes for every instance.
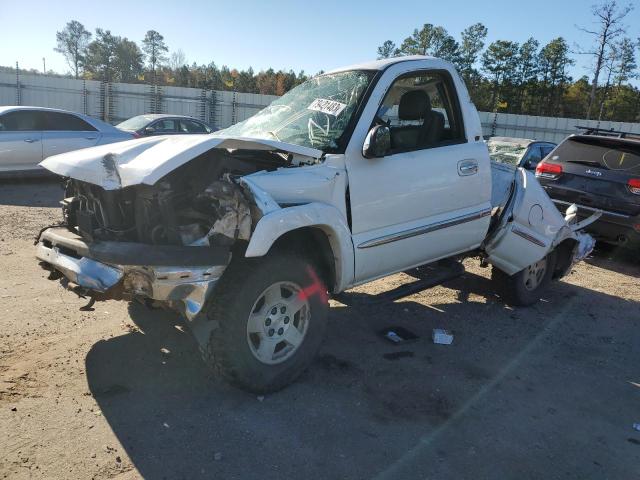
[535,128,640,248]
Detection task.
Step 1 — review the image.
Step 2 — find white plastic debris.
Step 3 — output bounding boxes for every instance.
[633,423,640,432]
[432,329,454,345]
[573,231,596,262]
[385,331,403,343]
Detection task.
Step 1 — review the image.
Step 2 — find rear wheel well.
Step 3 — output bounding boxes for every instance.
[553,238,577,279]
[269,227,337,292]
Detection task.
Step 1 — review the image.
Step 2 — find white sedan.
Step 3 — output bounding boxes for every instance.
[0,106,132,174]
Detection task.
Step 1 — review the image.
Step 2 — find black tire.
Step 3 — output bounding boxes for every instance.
[491,251,557,306]
[198,251,329,393]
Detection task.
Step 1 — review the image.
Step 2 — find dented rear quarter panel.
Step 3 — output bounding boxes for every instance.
[484,169,579,275]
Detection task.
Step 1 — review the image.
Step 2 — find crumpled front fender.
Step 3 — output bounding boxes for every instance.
[244,197,355,293]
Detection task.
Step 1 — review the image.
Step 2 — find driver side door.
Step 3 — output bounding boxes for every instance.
[345,67,492,283]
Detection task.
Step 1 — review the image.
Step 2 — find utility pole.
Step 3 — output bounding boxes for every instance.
[42,57,46,74]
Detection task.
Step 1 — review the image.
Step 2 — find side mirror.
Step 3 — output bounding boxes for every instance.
[144,126,155,135]
[363,125,391,159]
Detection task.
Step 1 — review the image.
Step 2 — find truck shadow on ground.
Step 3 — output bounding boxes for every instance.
[586,244,640,276]
[84,269,640,480]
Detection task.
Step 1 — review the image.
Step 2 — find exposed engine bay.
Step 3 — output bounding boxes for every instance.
[35,135,330,322]
[61,149,290,247]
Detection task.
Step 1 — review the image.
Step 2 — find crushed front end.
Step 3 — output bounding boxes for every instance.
[35,142,295,319]
[36,226,229,319]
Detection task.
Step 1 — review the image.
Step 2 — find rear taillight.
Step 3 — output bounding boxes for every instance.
[628,178,640,195]
[535,162,563,179]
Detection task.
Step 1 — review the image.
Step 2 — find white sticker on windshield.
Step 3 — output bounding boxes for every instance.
[308,98,347,116]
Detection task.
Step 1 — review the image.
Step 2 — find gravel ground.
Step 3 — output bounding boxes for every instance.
[1,179,639,480]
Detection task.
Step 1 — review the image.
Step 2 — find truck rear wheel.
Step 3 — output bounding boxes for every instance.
[492,251,557,306]
[199,252,329,393]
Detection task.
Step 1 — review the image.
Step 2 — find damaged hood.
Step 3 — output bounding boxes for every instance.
[40,134,323,190]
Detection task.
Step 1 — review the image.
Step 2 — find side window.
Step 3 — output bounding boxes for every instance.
[540,145,554,158]
[179,119,207,133]
[153,119,177,133]
[523,145,543,167]
[376,70,465,153]
[0,111,43,131]
[43,112,97,131]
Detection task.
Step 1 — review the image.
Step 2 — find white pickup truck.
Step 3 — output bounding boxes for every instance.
[36,56,597,392]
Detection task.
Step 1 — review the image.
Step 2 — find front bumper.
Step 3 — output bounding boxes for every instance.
[36,227,229,319]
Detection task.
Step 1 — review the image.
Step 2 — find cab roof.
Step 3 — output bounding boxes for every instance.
[325,55,450,74]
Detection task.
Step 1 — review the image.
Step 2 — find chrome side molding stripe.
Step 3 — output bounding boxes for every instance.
[512,227,547,247]
[357,209,491,249]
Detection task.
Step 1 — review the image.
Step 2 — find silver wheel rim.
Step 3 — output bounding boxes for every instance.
[522,258,547,291]
[246,281,310,365]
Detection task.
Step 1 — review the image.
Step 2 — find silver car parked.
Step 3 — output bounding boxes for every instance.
[0,106,133,174]
[116,114,216,138]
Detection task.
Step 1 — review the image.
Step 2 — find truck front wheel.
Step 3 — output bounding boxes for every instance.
[491,251,557,306]
[199,252,329,393]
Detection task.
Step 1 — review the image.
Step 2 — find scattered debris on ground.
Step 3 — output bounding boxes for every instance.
[432,328,454,345]
[1,181,639,479]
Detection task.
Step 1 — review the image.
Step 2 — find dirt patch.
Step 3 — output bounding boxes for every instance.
[364,382,454,424]
[1,180,639,479]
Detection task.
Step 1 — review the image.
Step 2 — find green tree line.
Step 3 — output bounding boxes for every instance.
[16,1,640,122]
[50,20,310,96]
[378,1,638,122]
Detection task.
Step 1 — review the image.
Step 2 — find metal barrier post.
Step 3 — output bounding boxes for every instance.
[15,62,21,106]
[107,83,115,123]
[231,90,237,125]
[82,79,88,115]
[492,110,498,137]
[199,89,207,122]
[99,81,107,122]
[209,90,218,129]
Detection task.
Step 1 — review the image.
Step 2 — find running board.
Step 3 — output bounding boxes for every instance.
[333,259,465,306]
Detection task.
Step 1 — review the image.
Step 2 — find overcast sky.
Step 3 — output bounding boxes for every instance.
[1,0,639,81]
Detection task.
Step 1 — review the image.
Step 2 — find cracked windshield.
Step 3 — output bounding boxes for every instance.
[220,70,374,151]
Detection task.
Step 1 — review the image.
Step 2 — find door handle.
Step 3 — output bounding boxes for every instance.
[85,136,98,140]
[24,138,38,143]
[458,159,478,176]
